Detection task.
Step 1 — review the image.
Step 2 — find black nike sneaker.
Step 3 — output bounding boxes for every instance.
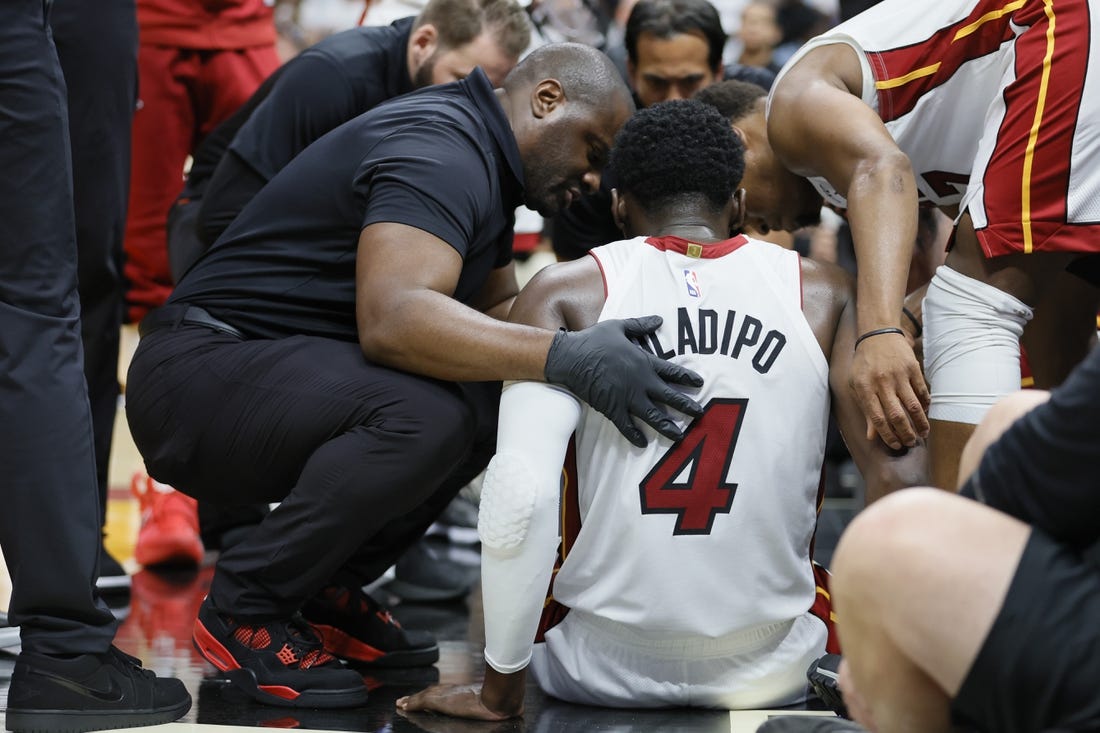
[5,645,191,733]
[807,653,849,718]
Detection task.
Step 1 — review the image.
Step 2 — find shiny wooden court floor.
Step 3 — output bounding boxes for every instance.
[0,560,834,733]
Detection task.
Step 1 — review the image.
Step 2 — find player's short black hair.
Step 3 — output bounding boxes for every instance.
[693,79,768,123]
[625,0,726,71]
[609,98,744,213]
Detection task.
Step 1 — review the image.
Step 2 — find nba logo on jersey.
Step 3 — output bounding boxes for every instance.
[684,269,701,298]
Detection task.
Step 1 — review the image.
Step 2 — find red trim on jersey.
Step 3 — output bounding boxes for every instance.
[978,0,1089,255]
[810,563,841,654]
[807,467,838,653]
[535,438,581,643]
[808,466,827,561]
[587,251,609,300]
[644,234,749,258]
[870,0,1021,123]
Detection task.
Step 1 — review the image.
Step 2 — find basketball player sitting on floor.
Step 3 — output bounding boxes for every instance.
[397,99,926,718]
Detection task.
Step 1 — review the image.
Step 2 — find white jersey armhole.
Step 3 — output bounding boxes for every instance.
[767,32,878,121]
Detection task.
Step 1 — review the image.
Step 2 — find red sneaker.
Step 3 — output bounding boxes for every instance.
[132,473,205,568]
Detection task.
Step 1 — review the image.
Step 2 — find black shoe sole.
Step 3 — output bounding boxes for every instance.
[343,644,440,669]
[223,668,369,709]
[310,623,440,668]
[5,696,191,733]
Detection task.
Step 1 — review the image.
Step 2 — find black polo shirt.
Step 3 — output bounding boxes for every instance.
[230,17,415,182]
[170,69,524,342]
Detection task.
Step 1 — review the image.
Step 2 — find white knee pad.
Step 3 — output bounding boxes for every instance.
[923,266,1034,425]
[478,452,539,555]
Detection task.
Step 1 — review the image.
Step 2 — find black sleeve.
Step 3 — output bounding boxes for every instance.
[964,345,1100,548]
[356,123,495,257]
[228,53,359,182]
[185,65,285,193]
[195,151,269,247]
[550,182,621,261]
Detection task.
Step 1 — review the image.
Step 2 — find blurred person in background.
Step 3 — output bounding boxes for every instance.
[124,0,280,326]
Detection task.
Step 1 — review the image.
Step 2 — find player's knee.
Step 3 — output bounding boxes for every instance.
[395,393,475,462]
[832,489,945,606]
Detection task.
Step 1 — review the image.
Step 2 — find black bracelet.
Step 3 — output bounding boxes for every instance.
[854,327,906,350]
[901,307,922,339]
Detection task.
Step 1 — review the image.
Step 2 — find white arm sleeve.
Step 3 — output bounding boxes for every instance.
[480,380,582,674]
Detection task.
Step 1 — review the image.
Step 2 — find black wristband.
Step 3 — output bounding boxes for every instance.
[902,307,922,339]
[854,327,906,350]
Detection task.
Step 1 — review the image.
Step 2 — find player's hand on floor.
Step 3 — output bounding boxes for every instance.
[397,683,520,721]
[849,332,928,450]
[544,316,704,447]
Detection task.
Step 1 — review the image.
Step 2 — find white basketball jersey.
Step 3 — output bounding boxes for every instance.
[552,235,830,639]
[770,0,1023,210]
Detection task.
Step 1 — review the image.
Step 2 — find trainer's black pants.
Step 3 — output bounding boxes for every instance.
[0,0,118,654]
[127,322,499,618]
[51,0,138,517]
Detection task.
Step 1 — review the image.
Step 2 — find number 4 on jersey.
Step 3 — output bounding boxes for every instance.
[638,398,747,535]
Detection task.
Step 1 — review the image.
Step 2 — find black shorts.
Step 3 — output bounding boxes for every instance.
[951,529,1100,733]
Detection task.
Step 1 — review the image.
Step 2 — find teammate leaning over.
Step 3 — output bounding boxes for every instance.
[744,0,1100,489]
[396,99,925,719]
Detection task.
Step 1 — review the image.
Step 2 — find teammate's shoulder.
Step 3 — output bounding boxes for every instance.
[799,255,853,291]
[522,256,602,300]
[798,255,854,314]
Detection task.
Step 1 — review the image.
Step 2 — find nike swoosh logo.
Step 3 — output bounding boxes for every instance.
[30,668,125,703]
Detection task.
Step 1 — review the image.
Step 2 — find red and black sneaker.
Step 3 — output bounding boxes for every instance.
[192,597,368,708]
[302,585,439,668]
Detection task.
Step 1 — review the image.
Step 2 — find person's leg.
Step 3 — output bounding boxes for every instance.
[123,45,196,324]
[126,328,481,616]
[50,0,138,586]
[0,6,191,730]
[0,0,117,655]
[830,489,1029,733]
[127,327,478,701]
[339,381,500,585]
[955,389,1050,489]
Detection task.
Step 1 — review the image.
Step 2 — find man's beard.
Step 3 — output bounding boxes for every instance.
[413,53,439,88]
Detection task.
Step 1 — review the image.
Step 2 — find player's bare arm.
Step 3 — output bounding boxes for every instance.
[357,222,702,446]
[801,257,927,502]
[769,43,929,451]
[506,255,606,331]
[356,222,555,381]
[469,262,521,321]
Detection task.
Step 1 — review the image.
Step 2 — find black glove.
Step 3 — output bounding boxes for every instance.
[544,316,704,447]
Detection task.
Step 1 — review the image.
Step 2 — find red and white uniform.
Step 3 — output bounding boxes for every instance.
[771,0,1100,258]
[125,0,280,323]
[482,235,835,709]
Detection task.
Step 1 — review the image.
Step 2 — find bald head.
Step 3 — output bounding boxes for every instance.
[504,42,632,110]
[501,44,635,217]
